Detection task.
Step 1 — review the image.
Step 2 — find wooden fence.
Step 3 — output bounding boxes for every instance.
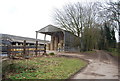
[7,40,46,59]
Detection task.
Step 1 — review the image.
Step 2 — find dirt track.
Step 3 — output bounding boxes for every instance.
[58,50,119,79]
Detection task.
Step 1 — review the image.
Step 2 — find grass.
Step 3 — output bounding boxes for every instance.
[2,56,87,79]
[107,48,120,57]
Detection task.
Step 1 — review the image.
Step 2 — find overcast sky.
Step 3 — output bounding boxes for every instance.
[0,0,118,41]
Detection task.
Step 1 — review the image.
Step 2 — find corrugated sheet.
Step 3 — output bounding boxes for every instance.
[64,31,81,52]
[37,25,63,35]
[0,34,49,44]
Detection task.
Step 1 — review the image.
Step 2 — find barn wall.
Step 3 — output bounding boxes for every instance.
[50,32,64,51]
[64,31,81,52]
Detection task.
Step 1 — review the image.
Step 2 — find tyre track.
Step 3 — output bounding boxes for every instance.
[60,50,119,79]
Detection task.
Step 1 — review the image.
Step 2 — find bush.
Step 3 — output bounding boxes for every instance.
[49,52,55,56]
[107,48,120,57]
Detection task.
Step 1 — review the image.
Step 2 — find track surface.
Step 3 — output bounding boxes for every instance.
[58,50,119,79]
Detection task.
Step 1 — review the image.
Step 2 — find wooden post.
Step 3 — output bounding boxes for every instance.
[51,35,55,50]
[27,47,29,57]
[38,44,40,55]
[23,40,26,58]
[43,34,46,55]
[35,41,38,56]
[7,45,11,58]
[36,31,38,39]
[44,44,46,54]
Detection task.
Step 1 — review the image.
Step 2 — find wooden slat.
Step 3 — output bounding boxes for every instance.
[8,40,46,59]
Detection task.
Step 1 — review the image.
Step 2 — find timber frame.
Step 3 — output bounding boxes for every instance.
[36,25,81,52]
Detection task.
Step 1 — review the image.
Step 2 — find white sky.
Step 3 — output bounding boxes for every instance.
[0,0,118,41]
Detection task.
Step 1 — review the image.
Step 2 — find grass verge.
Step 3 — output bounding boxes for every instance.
[2,56,87,79]
[106,48,120,57]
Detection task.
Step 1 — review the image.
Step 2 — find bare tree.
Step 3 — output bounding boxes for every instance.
[100,1,120,52]
[53,1,118,51]
[53,2,104,51]
[54,2,85,37]
[106,1,120,41]
[81,2,103,51]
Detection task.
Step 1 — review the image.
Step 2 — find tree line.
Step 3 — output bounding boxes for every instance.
[53,1,120,52]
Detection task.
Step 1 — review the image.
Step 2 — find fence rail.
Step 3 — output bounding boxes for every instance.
[7,40,46,59]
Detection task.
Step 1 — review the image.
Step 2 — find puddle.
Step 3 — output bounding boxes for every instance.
[83,72,106,76]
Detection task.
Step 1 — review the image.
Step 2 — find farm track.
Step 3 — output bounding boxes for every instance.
[58,50,119,79]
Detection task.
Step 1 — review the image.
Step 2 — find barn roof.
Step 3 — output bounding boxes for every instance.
[0,34,49,44]
[37,24,80,38]
[37,25,64,35]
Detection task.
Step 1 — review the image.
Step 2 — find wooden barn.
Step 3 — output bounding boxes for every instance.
[36,25,81,52]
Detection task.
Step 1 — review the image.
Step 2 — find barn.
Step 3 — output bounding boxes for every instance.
[36,25,81,52]
[0,34,48,54]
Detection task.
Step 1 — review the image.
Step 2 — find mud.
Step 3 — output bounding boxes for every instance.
[58,50,119,79]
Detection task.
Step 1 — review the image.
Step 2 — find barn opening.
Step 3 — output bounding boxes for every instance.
[36,25,81,52]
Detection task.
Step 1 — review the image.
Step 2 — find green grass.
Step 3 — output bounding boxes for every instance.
[107,48,120,57]
[3,56,87,79]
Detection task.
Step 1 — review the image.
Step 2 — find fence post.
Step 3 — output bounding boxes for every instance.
[23,40,26,58]
[43,44,46,55]
[7,45,11,58]
[27,46,29,57]
[35,41,38,56]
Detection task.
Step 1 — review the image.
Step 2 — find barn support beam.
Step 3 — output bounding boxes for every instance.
[36,31,38,39]
[43,34,46,54]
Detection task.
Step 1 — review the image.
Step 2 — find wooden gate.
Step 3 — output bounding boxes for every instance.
[7,40,46,59]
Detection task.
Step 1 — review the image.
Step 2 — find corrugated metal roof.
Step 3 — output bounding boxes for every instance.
[0,34,49,44]
[37,25,64,35]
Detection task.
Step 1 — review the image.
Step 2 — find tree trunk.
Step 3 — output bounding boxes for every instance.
[118,22,120,42]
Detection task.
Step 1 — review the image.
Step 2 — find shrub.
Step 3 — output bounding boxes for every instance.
[49,52,55,56]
